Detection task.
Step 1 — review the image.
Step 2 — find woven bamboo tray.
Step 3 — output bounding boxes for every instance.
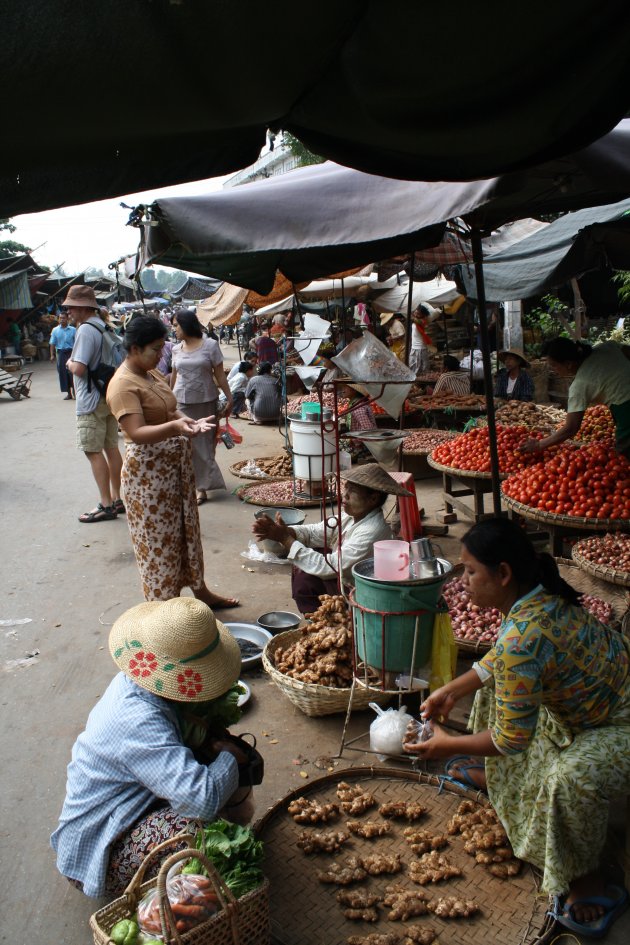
[263,631,391,716]
[427,455,508,481]
[254,767,552,945]
[571,538,630,589]
[229,457,292,481]
[502,493,629,530]
[235,482,327,509]
[555,558,629,625]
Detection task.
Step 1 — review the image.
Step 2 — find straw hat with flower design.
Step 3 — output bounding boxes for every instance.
[109,597,241,702]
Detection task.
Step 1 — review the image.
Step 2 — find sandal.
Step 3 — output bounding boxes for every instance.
[549,885,629,939]
[443,755,487,791]
[196,492,208,506]
[78,503,117,523]
[112,499,126,514]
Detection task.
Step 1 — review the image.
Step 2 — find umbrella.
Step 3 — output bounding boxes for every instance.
[460,197,630,300]
[3,2,630,216]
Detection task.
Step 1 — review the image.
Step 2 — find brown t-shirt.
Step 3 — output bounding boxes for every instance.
[106,364,178,442]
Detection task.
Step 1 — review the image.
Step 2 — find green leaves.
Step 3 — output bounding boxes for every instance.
[193,819,264,896]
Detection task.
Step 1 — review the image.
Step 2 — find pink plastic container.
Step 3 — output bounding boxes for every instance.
[373,540,410,581]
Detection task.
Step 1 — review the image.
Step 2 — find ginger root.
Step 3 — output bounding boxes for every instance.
[360,852,403,876]
[337,781,377,815]
[379,800,427,821]
[343,907,380,922]
[403,828,449,854]
[400,929,437,945]
[296,829,349,854]
[337,890,381,909]
[408,850,463,885]
[347,935,399,945]
[428,896,480,918]
[488,858,523,878]
[275,595,354,687]
[288,797,340,824]
[317,856,367,885]
[347,820,391,839]
[383,884,431,921]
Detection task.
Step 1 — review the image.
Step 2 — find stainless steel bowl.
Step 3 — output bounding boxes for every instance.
[257,611,302,633]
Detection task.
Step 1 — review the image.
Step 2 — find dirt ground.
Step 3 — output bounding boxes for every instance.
[0,354,626,945]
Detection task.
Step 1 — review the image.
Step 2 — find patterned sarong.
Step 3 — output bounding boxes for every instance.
[122,437,205,600]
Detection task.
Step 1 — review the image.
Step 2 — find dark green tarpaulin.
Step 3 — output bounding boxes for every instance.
[2,1,630,215]
[460,198,630,300]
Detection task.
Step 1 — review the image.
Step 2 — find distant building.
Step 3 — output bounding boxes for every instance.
[223,136,301,188]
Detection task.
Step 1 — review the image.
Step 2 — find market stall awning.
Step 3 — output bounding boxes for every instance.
[0,270,33,309]
[3,2,630,215]
[139,120,630,294]
[460,197,630,300]
[369,276,460,314]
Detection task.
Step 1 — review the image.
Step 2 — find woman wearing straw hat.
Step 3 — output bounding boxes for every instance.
[106,315,238,608]
[252,463,413,614]
[494,348,534,401]
[51,597,253,898]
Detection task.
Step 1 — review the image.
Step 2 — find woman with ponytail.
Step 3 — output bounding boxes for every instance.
[405,518,630,937]
[522,336,630,457]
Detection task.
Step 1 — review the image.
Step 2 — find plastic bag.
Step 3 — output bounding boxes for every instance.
[216,418,243,446]
[369,702,414,760]
[138,871,219,939]
[429,611,458,692]
[403,717,434,750]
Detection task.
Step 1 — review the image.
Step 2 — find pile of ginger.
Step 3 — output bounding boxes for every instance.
[274,595,354,687]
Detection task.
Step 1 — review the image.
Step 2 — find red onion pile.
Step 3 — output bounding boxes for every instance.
[579,594,614,625]
[402,429,458,453]
[240,479,336,506]
[442,577,503,646]
[574,533,630,571]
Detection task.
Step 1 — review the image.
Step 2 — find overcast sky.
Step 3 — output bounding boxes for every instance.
[10,174,230,276]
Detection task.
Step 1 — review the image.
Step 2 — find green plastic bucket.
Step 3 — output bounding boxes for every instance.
[352,559,448,674]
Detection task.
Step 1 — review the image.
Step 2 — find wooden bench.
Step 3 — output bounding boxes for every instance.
[0,367,32,400]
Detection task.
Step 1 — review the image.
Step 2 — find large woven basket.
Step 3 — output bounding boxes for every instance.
[428,455,508,480]
[503,493,629,530]
[254,767,553,945]
[229,456,292,481]
[235,482,325,508]
[571,536,630,588]
[263,630,390,717]
[90,837,270,945]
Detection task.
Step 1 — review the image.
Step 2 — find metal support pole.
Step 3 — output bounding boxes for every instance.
[403,252,416,367]
[471,229,502,516]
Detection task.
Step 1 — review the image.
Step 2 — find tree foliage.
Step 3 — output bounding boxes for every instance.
[282,132,325,167]
[0,218,16,233]
[0,239,32,258]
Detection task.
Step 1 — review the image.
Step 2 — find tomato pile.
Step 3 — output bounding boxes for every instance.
[442,577,503,647]
[503,441,630,520]
[431,425,547,474]
[575,405,615,442]
[573,532,630,571]
[373,399,413,415]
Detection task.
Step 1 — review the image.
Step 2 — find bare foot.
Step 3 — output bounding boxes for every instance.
[564,873,607,924]
[194,586,240,610]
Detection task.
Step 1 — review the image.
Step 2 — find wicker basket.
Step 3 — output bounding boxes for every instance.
[90,837,270,945]
[428,455,508,480]
[229,456,292,481]
[572,538,630,588]
[503,493,629,530]
[235,482,325,508]
[263,630,391,717]
[254,767,553,945]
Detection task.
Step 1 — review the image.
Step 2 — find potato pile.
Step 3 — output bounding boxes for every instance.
[273,595,354,687]
[238,453,293,478]
[411,393,487,411]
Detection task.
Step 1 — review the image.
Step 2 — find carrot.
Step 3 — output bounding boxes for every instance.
[171,903,207,917]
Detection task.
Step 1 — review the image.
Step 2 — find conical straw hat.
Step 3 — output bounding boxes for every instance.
[340,463,413,496]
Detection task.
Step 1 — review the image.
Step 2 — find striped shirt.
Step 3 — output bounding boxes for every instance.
[432,371,471,397]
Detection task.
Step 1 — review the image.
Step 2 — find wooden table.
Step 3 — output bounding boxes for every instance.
[427,457,502,522]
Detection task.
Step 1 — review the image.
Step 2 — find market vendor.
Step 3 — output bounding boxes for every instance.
[51,597,255,898]
[431,355,471,396]
[494,348,534,401]
[252,463,413,613]
[522,337,630,457]
[404,518,630,939]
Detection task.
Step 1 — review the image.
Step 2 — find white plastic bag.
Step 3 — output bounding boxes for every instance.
[369,702,414,760]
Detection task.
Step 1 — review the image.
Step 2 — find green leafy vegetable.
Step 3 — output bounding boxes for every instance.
[189,819,264,896]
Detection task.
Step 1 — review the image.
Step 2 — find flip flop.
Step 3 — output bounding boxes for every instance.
[549,885,629,939]
[443,755,487,791]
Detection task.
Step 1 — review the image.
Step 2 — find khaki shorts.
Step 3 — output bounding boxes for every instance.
[76,398,119,452]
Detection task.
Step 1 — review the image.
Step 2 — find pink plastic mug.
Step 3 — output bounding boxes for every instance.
[373,540,410,581]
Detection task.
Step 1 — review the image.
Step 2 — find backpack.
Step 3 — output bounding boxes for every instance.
[84,321,125,394]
